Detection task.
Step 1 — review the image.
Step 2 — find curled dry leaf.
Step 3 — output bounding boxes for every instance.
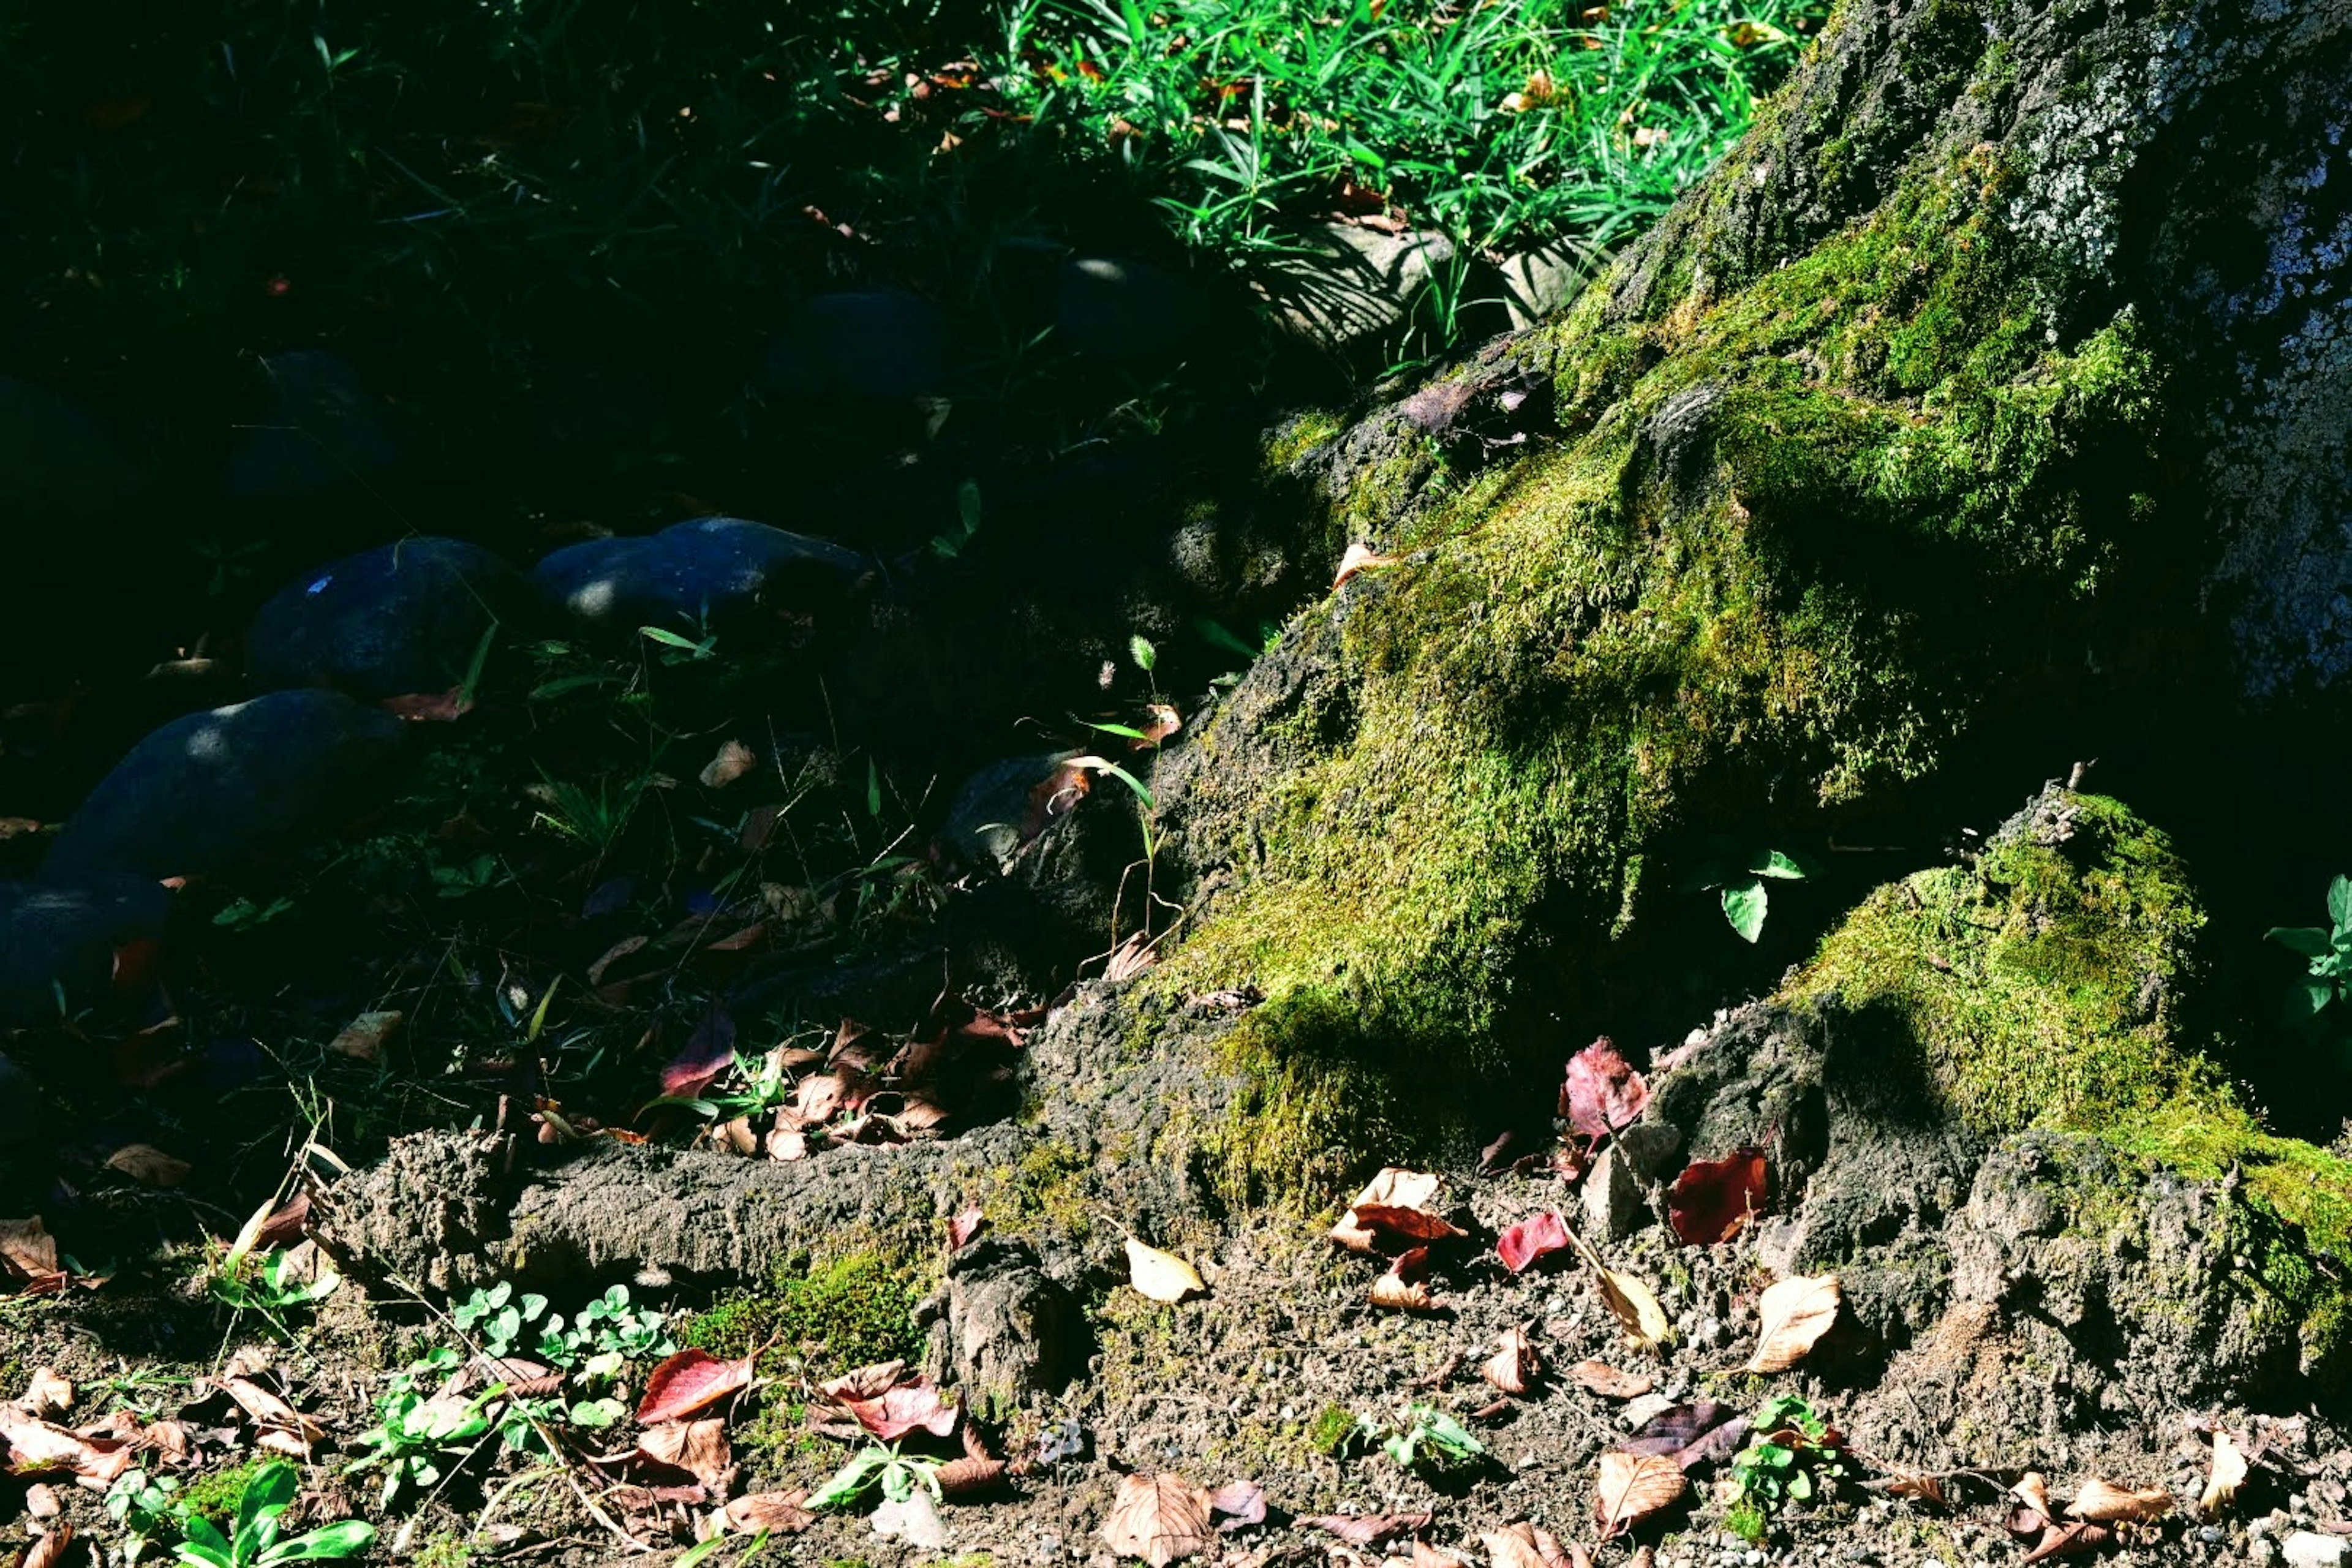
[0,1218,59,1283]
[1594,1449,1688,1539]
[325,1009,404,1063]
[947,1207,989,1251]
[102,1144,190,1189]
[1333,541,1403,588]
[18,1523,74,1568]
[2010,1471,2056,1530]
[837,1379,959,1441]
[1482,1327,1542,1396]
[1482,1520,1580,1568]
[1584,1253,1673,1355]
[1403,1543,1472,1568]
[1622,1403,1747,1471]
[1666,1148,1766,1246]
[699,739,757,789]
[635,1419,731,1487]
[2068,1479,2173,1524]
[937,1455,1009,1499]
[1125,1236,1207,1304]
[1305,1513,1432,1548]
[635,1349,756,1425]
[215,1376,323,1458]
[2202,1430,2248,1518]
[1567,1360,1652,1400]
[1497,1211,1572,1274]
[1747,1273,1840,1373]
[1207,1479,1267,1532]
[724,1491,815,1533]
[1330,1168,1464,1253]
[0,1408,133,1485]
[18,1370,72,1419]
[1370,1246,1436,1312]
[1559,1037,1648,1142]
[2021,1521,2113,1563]
[1101,1472,1214,1567]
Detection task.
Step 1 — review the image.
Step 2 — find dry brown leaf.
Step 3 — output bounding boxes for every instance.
[586,935,648,987]
[0,1408,132,1486]
[1330,1168,1463,1253]
[24,1483,59,1520]
[723,1491,815,1533]
[2068,1479,2172,1524]
[636,1419,731,1487]
[102,1145,190,1189]
[1101,1472,1213,1566]
[1482,1520,1579,1568]
[325,1010,404,1063]
[0,1218,59,1283]
[1747,1273,1840,1373]
[2201,1430,2248,1518]
[937,1455,1009,1498]
[1125,1236,1207,1304]
[699,740,757,789]
[1588,1261,1672,1354]
[1334,541,1404,589]
[1306,1514,1432,1548]
[1593,1449,1687,1539]
[18,1370,71,1420]
[2021,1521,2113,1563]
[2011,1471,2056,1526]
[1482,1327,1541,1396]
[1398,1544,1471,1568]
[1370,1247,1436,1312]
[214,1376,324,1457]
[18,1523,74,1568]
[1567,1360,1652,1400]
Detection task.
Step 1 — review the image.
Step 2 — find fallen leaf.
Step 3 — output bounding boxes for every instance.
[1559,1038,1648,1142]
[1666,1148,1766,1246]
[102,1144,190,1189]
[586,935,649,987]
[17,1523,73,1568]
[937,1456,1009,1499]
[1137,704,1183,747]
[1334,542,1403,588]
[0,1218,59,1283]
[1877,1471,1950,1509]
[0,1408,133,1485]
[2022,1521,2113,1563]
[1370,1246,1437,1312]
[1208,1479,1267,1531]
[699,740,758,789]
[1101,1472,1214,1566]
[1593,1449,1688,1538]
[2068,1479,2172,1524]
[1305,1513,1431,1548]
[1747,1274,1840,1373]
[636,1349,755,1425]
[872,1491,949,1550]
[17,1370,72,1419]
[1330,1169,1464,1253]
[835,1379,959,1441]
[636,1419,731,1487]
[1568,1232,1672,1355]
[657,1006,737,1101]
[724,1491,814,1533]
[1403,1544,1472,1568]
[23,1482,59,1518]
[948,1207,989,1250]
[2010,1471,2056,1530]
[382,686,473,722]
[325,1010,404,1064]
[1567,1360,1653,1400]
[1125,1236,1207,1304]
[1483,1327,1541,1396]
[1498,1211,1572,1273]
[1622,1403,1747,1470]
[2202,1431,2248,1517]
[214,1377,323,1458]
[1482,1520,1580,1568]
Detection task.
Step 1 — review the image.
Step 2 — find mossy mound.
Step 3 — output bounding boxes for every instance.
[680,1252,922,1378]
[1784,788,2352,1360]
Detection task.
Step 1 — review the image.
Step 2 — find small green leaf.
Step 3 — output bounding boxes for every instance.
[638,625,702,650]
[1748,848,1806,880]
[866,759,883,819]
[2331,875,2352,932]
[264,1521,377,1562]
[810,1447,890,1510]
[672,1538,730,1568]
[1722,878,1768,943]
[2271,926,2333,959]
[1194,616,1260,662]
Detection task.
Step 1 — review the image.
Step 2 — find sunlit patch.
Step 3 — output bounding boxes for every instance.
[570,579,617,618]
[306,574,334,596]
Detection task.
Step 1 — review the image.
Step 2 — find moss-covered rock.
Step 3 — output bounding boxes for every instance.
[1131,0,2352,1201]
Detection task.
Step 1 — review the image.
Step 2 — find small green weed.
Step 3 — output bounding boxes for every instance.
[110,1460,374,1568]
[205,1247,341,1342]
[1324,1403,1487,1474]
[1725,1395,1846,1540]
[1688,845,1809,942]
[807,1441,944,1512]
[2267,873,2352,1039]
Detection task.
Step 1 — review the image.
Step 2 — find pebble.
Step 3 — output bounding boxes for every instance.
[2285,1532,2349,1568]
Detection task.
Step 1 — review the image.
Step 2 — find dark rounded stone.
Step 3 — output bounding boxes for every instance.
[0,875,173,1026]
[1051,256,1200,368]
[531,516,873,641]
[43,688,404,882]
[248,537,528,702]
[225,350,401,502]
[758,289,946,401]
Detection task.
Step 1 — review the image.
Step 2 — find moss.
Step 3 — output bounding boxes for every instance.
[1264,409,1348,470]
[178,1457,277,1525]
[1307,1403,1357,1456]
[680,1253,921,1379]
[1782,790,2352,1373]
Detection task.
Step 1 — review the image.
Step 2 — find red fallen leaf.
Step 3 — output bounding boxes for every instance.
[948,1207,989,1251]
[1667,1147,1767,1246]
[1329,1169,1464,1253]
[1021,761,1092,842]
[1623,1402,1748,1471]
[658,1006,737,1101]
[838,1381,959,1441]
[1303,1513,1432,1548]
[1561,1037,1648,1142]
[0,1408,134,1484]
[1135,704,1182,748]
[381,687,473,722]
[1498,1211,1572,1273]
[636,1349,755,1425]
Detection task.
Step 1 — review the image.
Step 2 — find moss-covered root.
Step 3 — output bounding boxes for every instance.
[1786,787,2352,1379]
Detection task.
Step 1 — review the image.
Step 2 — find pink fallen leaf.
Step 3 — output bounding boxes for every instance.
[1497,1211,1572,1273]
[1208,1479,1267,1531]
[657,1006,736,1101]
[723,1491,815,1533]
[635,1419,732,1487]
[1334,542,1403,588]
[1560,1037,1648,1142]
[838,1380,959,1441]
[636,1349,756,1425]
[948,1207,989,1251]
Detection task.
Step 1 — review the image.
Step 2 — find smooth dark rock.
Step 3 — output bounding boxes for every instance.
[0,875,173,1025]
[225,351,400,502]
[248,537,527,702]
[0,376,148,526]
[531,517,872,640]
[43,689,404,881]
[1052,257,1199,368]
[758,288,946,401]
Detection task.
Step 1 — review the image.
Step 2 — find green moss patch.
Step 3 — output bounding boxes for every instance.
[680,1253,921,1379]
